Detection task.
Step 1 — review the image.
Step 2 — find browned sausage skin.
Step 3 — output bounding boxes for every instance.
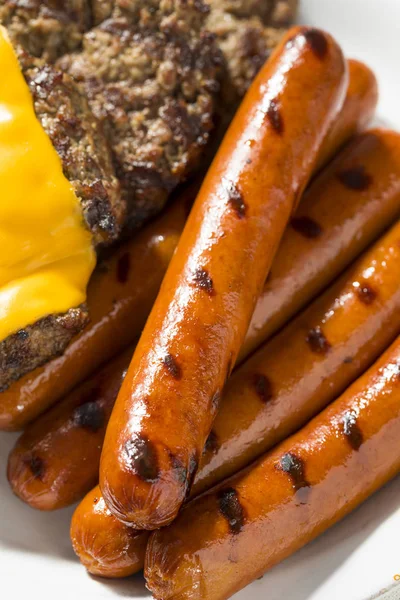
[145,336,400,600]
[240,128,400,361]
[9,210,400,512]
[0,59,376,433]
[69,215,400,578]
[100,26,347,529]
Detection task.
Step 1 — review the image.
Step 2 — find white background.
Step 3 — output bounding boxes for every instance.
[1,1,400,598]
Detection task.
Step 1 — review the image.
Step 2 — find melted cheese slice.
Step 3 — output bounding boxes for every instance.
[0,26,96,341]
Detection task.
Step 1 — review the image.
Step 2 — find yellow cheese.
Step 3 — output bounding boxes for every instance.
[0,26,96,342]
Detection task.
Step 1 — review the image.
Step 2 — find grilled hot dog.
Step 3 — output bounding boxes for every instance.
[100,26,347,529]
[146,336,400,600]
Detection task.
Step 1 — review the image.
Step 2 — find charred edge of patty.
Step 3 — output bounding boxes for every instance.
[57,0,223,233]
[0,305,89,392]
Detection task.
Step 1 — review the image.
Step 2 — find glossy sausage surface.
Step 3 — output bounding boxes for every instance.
[0,59,374,433]
[0,190,190,431]
[145,336,400,600]
[69,216,400,578]
[7,349,132,510]
[10,214,400,511]
[240,128,400,360]
[100,26,347,529]
[315,58,378,169]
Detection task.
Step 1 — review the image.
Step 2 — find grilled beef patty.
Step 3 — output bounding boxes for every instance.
[58,0,223,231]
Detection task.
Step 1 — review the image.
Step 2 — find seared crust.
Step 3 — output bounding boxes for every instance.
[0,0,92,61]
[58,0,223,230]
[0,306,89,392]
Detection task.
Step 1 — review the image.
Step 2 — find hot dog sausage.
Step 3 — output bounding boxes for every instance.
[315,58,378,170]
[69,216,400,578]
[0,59,375,433]
[145,336,400,600]
[9,212,400,513]
[100,26,347,529]
[70,486,148,579]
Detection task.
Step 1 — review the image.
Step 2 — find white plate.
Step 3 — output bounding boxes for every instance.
[1,1,400,599]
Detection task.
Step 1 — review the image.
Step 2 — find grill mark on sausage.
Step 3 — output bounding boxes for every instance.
[124,436,159,482]
[253,374,273,402]
[343,356,354,364]
[204,430,219,454]
[355,282,377,305]
[192,268,214,295]
[278,452,310,492]
[116,252,131,284]
[291,216,323,239]
[342,411,363,450]
[24,455,45,480]
[337,166,372,191]
[218,487,245,534]
[163,353,182,380]
[266,99,284,134]
[306,326,331,354]
[222,178,247,218]
[73,400,105,433]
[303,29,328,60]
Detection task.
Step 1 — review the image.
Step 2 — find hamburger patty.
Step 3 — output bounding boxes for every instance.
[58,0,223,231]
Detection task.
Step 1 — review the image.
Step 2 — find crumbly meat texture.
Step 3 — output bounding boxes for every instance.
[206,0,298,104]
[18,50,124,245]
[0,306,89,391]
[58,0,223,230]
[0,0,92,62]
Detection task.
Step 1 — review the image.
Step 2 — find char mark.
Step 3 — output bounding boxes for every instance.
[222,178,247,219]
[253,373,273,402]
[291,216,323,239]
[124,435,159,482]
[303,28,328,60]
[192,268,214,295]
[163,353,182,380]
[218,487,245,534]
[278,452,310,491]
[306,326,331,354]
[24,455,45,480]
[73,400,105,433]
[342,411,363,450]
[266,99,284,135]
[355,282,377,305]
[337,166,372,191]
